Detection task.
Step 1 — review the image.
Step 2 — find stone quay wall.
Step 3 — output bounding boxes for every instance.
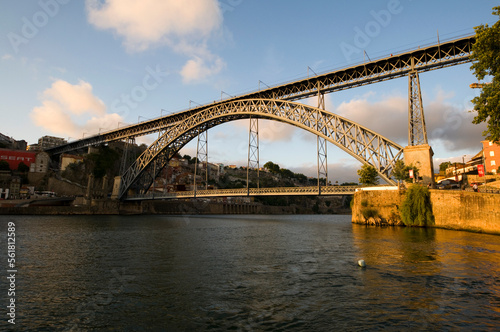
[352,189,500,235]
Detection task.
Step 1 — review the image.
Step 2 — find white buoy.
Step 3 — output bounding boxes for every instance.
[358,259,366,267]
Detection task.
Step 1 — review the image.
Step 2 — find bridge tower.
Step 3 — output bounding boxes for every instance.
[404,59,435,186]
[247,116,259,193]
[317,90,328,192]
[194,126,209,196]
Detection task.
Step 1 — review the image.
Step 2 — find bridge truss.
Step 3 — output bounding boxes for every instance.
[117,99,403,199]
[44,35,475,200]
[47,35,474,156]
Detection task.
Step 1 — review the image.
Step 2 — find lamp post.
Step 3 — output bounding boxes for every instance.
[462,155,466,189]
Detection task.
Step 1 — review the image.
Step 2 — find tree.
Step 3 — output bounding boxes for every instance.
[86,146,120,178]
[263,161,280,174]
[0,160,10,171]
[470,6,500,143]
[357,164,379,186]
[393,160,419,183]
[17,162,30,173]
[400,185,434,226]
[439,161,452,174]
[280,168,294,179]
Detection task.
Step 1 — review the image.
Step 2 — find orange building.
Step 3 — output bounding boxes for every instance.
[482,140,500,174]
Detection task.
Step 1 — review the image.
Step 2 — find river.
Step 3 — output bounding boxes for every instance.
[1,214,499,331]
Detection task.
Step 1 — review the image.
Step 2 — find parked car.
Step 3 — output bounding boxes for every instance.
[436,180,460,189]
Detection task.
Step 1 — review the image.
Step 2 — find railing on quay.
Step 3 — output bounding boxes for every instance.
[125,185,369,201]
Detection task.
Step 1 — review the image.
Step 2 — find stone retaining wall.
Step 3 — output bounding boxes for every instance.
[352,188,500,235]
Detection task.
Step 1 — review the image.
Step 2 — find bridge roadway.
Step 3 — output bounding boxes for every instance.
[47,35,475,155]
[124,185,380,201]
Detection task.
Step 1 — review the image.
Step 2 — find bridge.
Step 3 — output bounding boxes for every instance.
[127,185,364,201]
[46,35,475,200]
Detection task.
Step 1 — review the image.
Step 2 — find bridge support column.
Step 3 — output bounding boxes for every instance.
[111,176,122,200]
[194,127,208,196]
[405,64,434,186]
[317,91,328,193]
[404,144,435,186]
[247,116,259,194]
[408,70,428,146]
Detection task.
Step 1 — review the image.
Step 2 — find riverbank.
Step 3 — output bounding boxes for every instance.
[351,188,500,235]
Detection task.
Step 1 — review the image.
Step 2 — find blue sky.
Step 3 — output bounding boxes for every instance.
[0,0,498,182]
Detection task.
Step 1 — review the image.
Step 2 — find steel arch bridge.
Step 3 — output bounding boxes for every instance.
[117,99,403,199]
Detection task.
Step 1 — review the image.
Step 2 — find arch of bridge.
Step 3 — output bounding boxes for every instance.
[119,99,403,199]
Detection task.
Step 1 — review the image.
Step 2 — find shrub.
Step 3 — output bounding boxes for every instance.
[361,207,378,220]
[400,185,434,226]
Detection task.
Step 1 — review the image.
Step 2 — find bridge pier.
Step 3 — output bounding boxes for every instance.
[404,63,435,187]
[404,144,435,186]
[111,176,122,200]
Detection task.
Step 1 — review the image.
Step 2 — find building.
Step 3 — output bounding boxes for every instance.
[30,152,50,173]
[37,135,67,151]
[0,148,37,170]
[61,154,84,171]
[0,133,27,151]
[482,140,500,174]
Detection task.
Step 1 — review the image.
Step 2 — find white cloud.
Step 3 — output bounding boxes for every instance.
[44,80,106,116]
[86,0,225,82]
[331,90,486,153]
[1,54,13,61]
[30,79,123,138]
[233,119,298,143]
[181,54,225,83]
[335,94,408,145]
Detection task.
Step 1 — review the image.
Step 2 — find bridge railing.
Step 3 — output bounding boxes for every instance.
[124,185,377,200]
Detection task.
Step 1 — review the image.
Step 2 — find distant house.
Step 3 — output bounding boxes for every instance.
[482,140,500,174]
[31,152,50,173]
[61,154,84,171]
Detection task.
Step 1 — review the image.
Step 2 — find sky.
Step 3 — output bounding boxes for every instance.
[0,0,498,183]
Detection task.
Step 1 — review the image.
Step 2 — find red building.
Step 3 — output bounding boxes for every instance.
[482,140,500,174]
[0,149,37,170]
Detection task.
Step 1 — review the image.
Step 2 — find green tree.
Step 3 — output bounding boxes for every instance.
[470,6,500,142]
[0,160,10,171]
[280,168,294,179]
[86,146,120,178]
[17,162,30,173]
[393,160,419,183]
[439,161,452,174]
[357,164,379,186]
[400,185,434,226]
[263,161,280,174]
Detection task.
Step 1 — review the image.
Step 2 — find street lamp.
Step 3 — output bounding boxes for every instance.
[462,155,467,189]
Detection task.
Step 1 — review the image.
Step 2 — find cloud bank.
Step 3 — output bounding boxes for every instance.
[86,0,225,83]
[332,90,486,153]
[30,79,123,138]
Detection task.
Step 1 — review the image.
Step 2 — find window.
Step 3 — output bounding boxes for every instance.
[490,151,495,157]
[489,141,493,146]
[491,160,496,166]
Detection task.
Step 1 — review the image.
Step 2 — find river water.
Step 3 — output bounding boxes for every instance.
[1,214,499,331]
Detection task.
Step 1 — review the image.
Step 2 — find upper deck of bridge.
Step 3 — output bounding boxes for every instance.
[46,34,475,155]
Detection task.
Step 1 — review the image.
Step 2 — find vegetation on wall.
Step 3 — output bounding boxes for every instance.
[400,185,435,226]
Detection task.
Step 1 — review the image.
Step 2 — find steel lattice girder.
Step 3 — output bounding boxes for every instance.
[46,35,474,156]
[118,99,403,199]
[126,185,363,200]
